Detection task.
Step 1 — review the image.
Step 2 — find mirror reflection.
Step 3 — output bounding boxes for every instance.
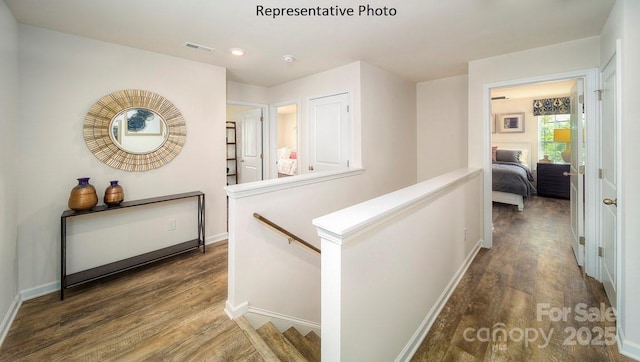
[110,108,168,153]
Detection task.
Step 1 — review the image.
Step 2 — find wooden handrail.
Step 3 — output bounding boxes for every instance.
[253,213,321,254]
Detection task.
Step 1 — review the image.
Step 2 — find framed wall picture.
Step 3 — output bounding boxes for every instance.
[497,113,525,133]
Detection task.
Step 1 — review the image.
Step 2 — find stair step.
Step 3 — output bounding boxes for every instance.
[234,316,280,361]
[256,322,307,361]
[283,327,321,362]
[305,331,321,349]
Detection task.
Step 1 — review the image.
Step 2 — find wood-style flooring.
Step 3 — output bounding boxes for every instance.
[412,196,634,361]
[1,196,636,361]
[0,241,262,361]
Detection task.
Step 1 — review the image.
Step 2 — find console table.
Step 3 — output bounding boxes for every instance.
[60,191,205,300]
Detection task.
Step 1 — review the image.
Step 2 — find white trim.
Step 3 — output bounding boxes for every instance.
[0,294,21,348]
[20,280,60,301]
[225,167,364,199]
[206,232,228,245]
[223,301,321,336]
[224,300,249,319]
[313,168,481,245]
[484,68,601,275]
[618,327,640,361]
[245,306,321,336]
[396,239,483,361]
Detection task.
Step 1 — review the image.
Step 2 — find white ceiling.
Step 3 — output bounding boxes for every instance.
[4,0,614,87]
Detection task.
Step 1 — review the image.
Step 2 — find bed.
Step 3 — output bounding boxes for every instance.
[492,142,536,211]
[277,147,298,177]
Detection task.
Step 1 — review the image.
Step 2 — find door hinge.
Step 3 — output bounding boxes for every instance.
[598,246,604,257]
[595,89,603,101]
[579,94,584,103]
[579,237,585,246]
[347,160,350,167]
[598,169,604,179]
[347,105,350,112]
[260,116,264,122]
[579,165,585,174]
[260,153,263,160]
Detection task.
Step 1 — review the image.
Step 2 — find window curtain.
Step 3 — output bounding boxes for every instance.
[533,97,570,116]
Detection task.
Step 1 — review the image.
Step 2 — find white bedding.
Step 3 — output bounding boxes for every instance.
[277,147,297,176]
[278,158,297,176]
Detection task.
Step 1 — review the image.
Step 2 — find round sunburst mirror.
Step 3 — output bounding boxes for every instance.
[83,89,186,171]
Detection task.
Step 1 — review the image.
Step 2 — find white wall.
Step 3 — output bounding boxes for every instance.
[491,97,540,166]
[468,37,600,248]
[468,36,600,168]
[17,25,227,291]
[226,62,417,327]
[417,75,468,181]
[0,0,19,338]
[361,62,418,192]
[601,0,640,356]
[315,168,482,361]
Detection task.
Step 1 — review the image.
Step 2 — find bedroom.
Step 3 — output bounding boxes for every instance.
[490,78,578,212]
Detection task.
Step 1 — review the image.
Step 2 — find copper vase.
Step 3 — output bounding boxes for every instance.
[68,177,98,211]
[104,180,124,206]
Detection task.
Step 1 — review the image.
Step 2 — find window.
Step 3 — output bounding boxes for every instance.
[539,114,570,163]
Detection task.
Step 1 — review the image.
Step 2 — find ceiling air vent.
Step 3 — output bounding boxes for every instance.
[184,42,214,53]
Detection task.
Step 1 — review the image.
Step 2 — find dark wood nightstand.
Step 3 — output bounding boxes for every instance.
[536,163,570,199]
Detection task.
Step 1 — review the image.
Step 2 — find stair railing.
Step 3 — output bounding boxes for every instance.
[253,213,321,254]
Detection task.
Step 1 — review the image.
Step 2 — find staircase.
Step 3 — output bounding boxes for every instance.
[235,316,321,361]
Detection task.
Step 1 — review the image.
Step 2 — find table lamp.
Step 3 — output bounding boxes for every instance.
[553,129,571,163]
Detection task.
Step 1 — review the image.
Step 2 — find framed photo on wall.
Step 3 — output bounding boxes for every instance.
[497,113,525,133]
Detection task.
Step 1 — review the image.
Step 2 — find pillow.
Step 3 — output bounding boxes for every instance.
[495,149,522,163]
[491,146,498,162]
[277,147,291,159]
[289,151,297,159]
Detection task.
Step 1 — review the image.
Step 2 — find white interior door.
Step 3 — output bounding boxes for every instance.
[308,93,350,172]
[600,51,618,308]
[239,108,263,183]
[569,79,585,266]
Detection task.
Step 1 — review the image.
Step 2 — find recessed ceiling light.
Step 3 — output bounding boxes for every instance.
[230,48,245,56]
[283,55,295,63]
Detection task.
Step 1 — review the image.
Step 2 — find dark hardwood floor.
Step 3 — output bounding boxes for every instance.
[1,196,635,361]
[412,196,634,361]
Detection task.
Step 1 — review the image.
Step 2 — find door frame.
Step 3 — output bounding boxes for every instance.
[482,68,601,278]
[227,100,269,181]
[270,99,301,179]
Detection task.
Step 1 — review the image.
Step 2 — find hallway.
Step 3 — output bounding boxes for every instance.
[412,196,633,361]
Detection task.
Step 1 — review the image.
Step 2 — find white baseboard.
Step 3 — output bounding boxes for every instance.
[0,294,21,348]
[245,306,321,337]
[224,300,249,319]
[396,239,483,361]
[618,327,640,361]
[225,300,321,337]
[20,280,60,301]
[206,232,228,245]
[1,233,229,348]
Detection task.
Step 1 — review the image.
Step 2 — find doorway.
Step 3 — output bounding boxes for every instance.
[226,102,267,184]
[273,103,299,178]
[484,68,600,278]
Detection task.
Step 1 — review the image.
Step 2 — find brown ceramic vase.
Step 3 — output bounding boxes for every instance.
[68,177,98,211]
[104,180,124,206]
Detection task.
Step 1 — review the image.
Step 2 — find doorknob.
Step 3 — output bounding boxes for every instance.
[603,198,617,206]
[308,165,314,171]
